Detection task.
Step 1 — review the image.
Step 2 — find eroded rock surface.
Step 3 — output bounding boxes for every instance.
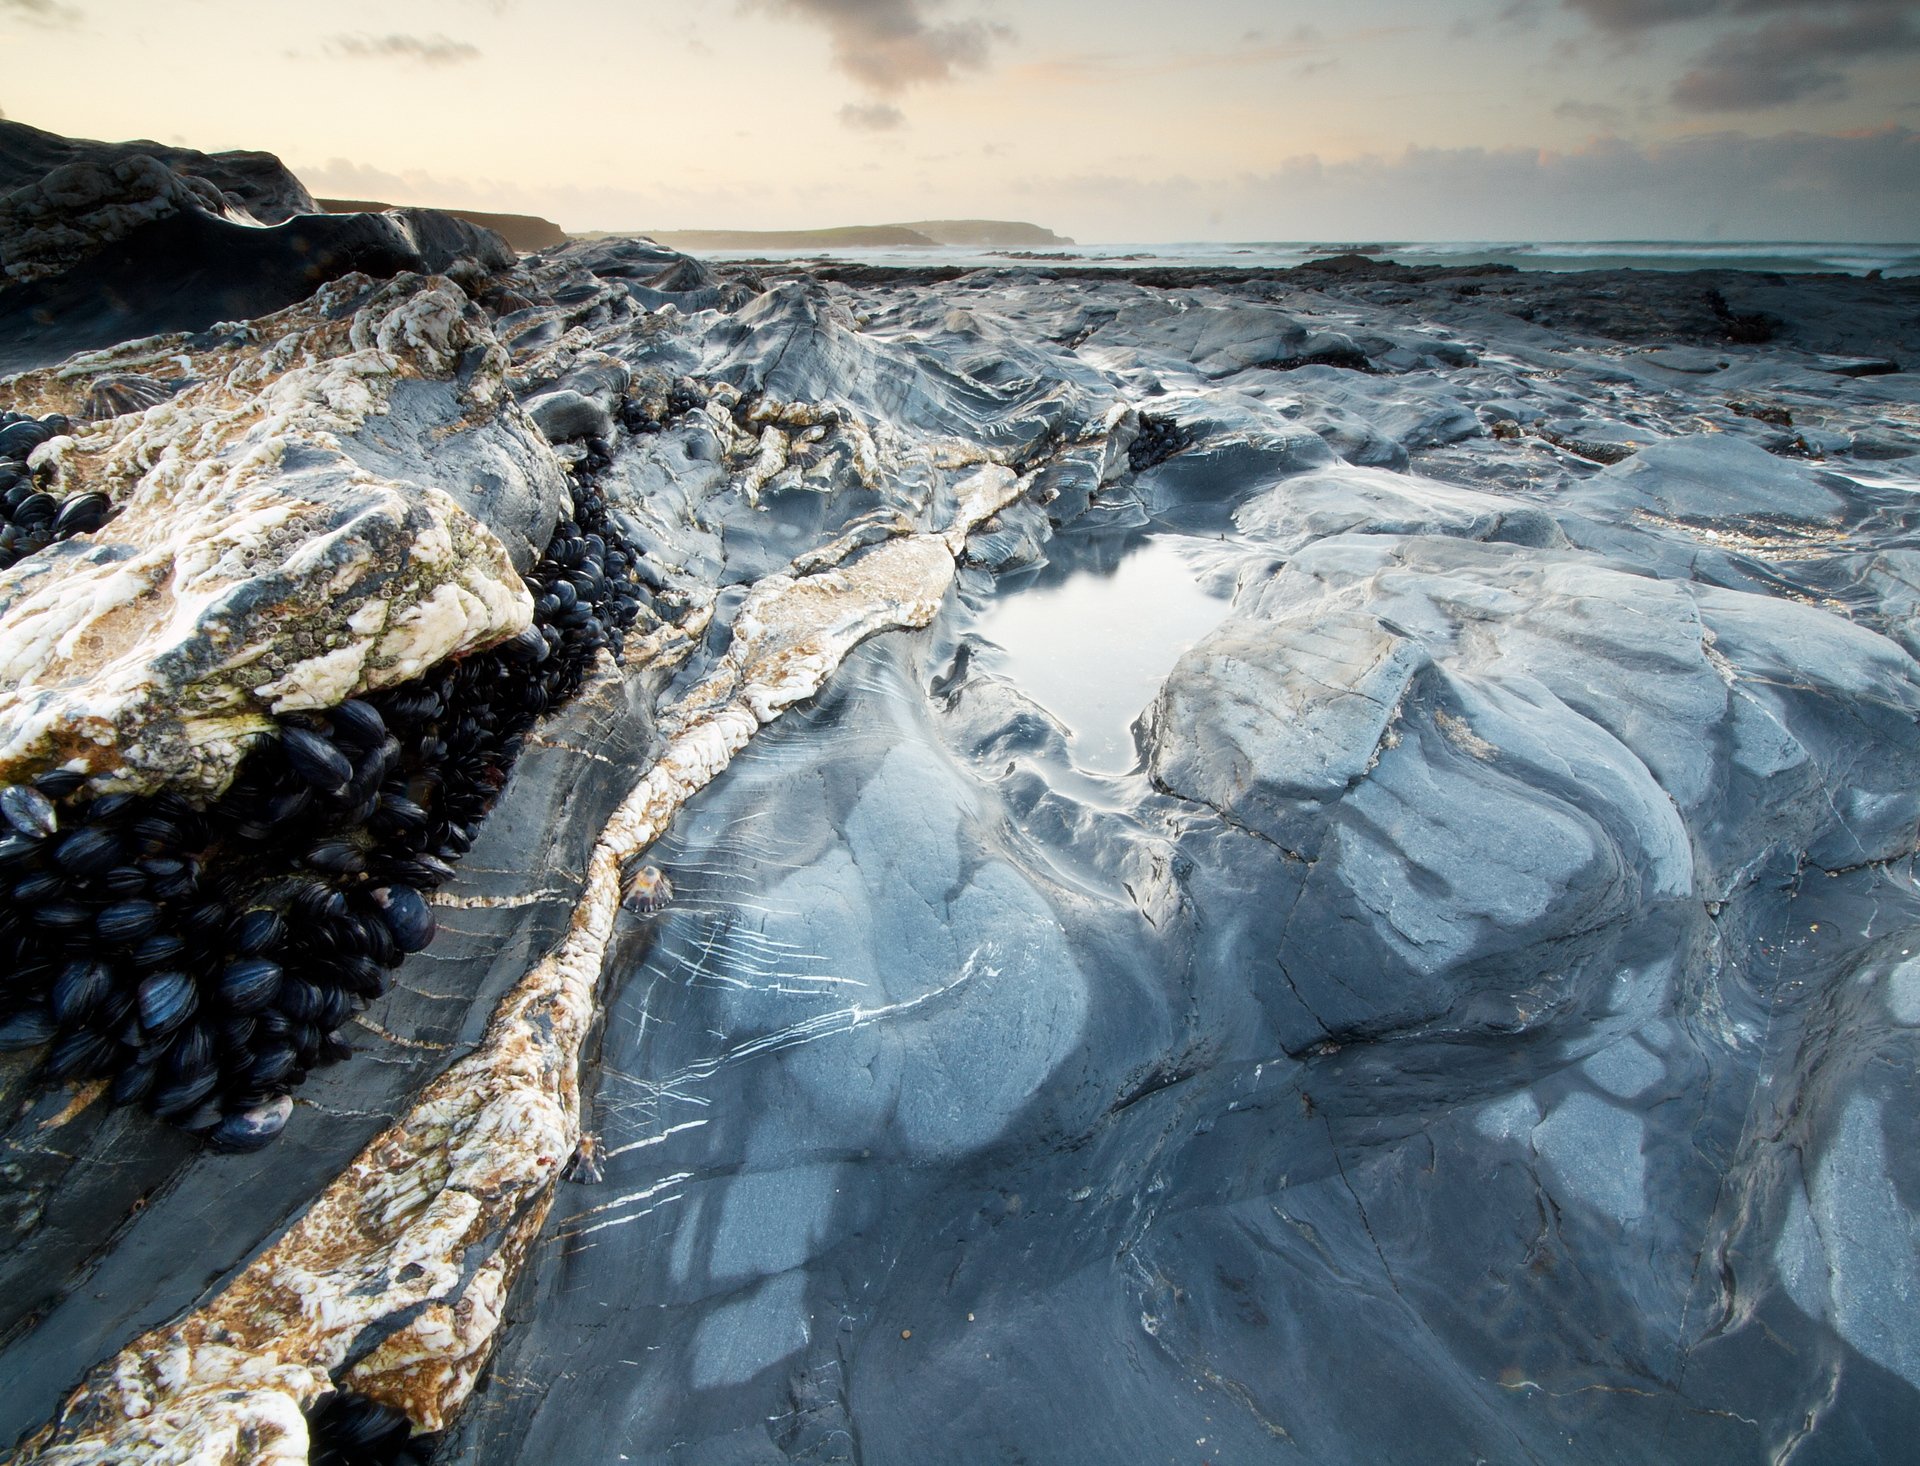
[2,192,1919,1466]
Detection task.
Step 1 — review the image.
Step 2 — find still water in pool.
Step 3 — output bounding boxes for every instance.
[975,535,1232,774]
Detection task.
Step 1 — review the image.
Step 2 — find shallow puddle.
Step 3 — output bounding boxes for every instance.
[976,535,1231,774]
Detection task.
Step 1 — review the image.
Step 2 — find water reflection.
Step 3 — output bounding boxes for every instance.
[975,535,1231,774]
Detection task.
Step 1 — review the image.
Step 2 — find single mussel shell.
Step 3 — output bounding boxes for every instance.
[277,977,325,1024]
[371,884,434,952]
[0,833,40,867]
[102,864,150,896]
[52,825,124,876]
[338,954,389,998]
[247,1042,297,1087]
[51,491,111,537]
[86,792,137,824]
[150,1067,219,1118]
[313,985,356,1030]
[280,725,353,794]
[1,783,58,839]
[14,870,65,904]
[207,1093,294,1153]
[178,900,230,940]
[305,840,365,876]
[219,958,283,1013]
[31,769,86,800]
[162,1022,214,1079]
[32,901,91,932]
[96,898,161,944]
[11,491,56,527]
[230,908,286,956]
[45,1028,119,1080]
[329,699,386,750]
[308,1390,411,1457]
[137,970,197,1035]
[110,1057,159,1105]
[49,960,111,1025]
[132,932,187,968]
[0,1008,57,1050]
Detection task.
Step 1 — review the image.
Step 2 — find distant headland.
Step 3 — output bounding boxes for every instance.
[599,220,1074,251]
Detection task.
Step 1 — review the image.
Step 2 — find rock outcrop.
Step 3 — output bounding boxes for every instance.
[2,123,1919,1466]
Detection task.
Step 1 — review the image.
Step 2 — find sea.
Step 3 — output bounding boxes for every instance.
[681,240,1920,277]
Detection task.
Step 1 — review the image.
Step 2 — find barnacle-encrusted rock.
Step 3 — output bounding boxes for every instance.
[0,271,569,796]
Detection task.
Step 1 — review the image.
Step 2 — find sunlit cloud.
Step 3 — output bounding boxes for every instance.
[325,33,483,67]
[749,0,1005,93]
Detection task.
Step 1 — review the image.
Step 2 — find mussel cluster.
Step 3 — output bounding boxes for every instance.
[1127,412,1194,472]
[0,474,650,1150]
[0,411,113,572]
[616,379,706,436]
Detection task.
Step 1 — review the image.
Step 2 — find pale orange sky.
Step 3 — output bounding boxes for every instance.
[4,0,1916,239]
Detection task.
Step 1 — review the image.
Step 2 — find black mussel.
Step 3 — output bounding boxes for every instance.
[306,840,366,876]
[31,769,86,800]
[163,1023,214,1080]
[265,786,312,823]
[384,852,456,889]
[372,793,428,835]
[102,864,150,896]
[231,908,286,956]
[85,792,137,824]
[33,901,90,932]
[280,726,353,794]
[355,914,397,967]
[129,814,180,849]
[178,900,230,939]
[49,960,111,1025]
[503,625,549,662]
[52,825,124,876]
[208,1094,293,1153]
[93,985,136,1033]
[14,870,65,903]
[370,884,434,952]
[45,1029,119,1080]
[96,898,161,943]
[318,1033,353,1065]
[12,491,57,526]
[137,970,197,1035]
[293,1024,322,1066]
[290,881,349,921]
[219,958,283,1013]
[308,1389,411,1463]
[0,833,40,867]
[248,1043,297,1087]
[132,932,187,967]
[110,1058,159,1105]
[0,1008,57,1050]
[51,492,111,537]
[278,977,325,1024]
[218,1015,258,1053]
[314,986,355,1030]
[1,783,58,839]
[150,1068,219,1118]
[330,699,386,750]
[338,954,388,997]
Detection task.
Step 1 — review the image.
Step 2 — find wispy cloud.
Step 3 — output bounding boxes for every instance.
[839,101,906,131]
[1013,27,1390,87]
[1563,0,1920,111]
[749,0,1004,93]
[326,33,483,66]
[0,0,82,28]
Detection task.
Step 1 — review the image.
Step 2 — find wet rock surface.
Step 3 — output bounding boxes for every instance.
[1,139,1919,1463]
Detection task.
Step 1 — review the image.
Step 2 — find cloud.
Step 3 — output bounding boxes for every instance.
[1555,98,1629,126]
[749,0,1002,92]
[839,101,907,130]
[326,33,483,66]
[0,0,81,27]
[1671,7,1920,109]
[1007,126,1920,242]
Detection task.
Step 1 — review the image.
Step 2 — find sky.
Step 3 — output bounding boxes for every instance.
[2,0,1917,241]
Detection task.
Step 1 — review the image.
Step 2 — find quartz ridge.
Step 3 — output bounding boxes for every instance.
[0,271,566,796]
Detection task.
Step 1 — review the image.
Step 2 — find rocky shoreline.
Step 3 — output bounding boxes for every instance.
[2,122,1918,1463]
